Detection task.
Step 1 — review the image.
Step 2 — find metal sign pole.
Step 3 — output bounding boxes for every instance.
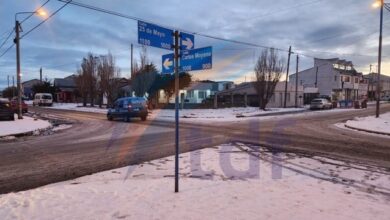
[174,30,180,193]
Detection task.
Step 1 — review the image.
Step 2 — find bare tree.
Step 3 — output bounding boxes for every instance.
[254,48,284,110]
[132,47,158,97]
[76,53,99,107]
[97,53,121,107]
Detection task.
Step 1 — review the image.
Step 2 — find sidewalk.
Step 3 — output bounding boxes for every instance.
[0,115,51,138]
[1,143,389,220]
[343,112,390,136]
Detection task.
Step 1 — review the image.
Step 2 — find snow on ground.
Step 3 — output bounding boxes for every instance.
[47,103,108,114]
[1,143,389,220]
[0,115,51,137]
[51,124,72,132]
[342,112,390,135]
[42,103,366,123]
[148,107,305,122]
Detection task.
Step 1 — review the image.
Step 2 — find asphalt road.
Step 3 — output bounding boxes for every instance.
[0,105,389,194]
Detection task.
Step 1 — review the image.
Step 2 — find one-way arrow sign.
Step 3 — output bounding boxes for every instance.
[180,32,194,50]
[162,53,174,74]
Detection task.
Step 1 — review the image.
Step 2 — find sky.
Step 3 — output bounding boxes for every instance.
[0,0,389,90]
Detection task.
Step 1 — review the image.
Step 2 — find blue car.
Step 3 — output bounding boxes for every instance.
[107,97,148,121]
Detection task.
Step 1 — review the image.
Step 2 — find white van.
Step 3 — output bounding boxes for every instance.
[33,93,53,106]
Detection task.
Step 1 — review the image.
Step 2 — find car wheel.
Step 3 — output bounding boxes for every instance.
[10,115,15,121]
[107,115,113,121]
[141,116,147,121]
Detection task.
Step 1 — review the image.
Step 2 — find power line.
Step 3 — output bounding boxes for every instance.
[59,0,287,52]
[0,44,14,58]
[21,1,71,39]
[0,29,14,51]
[60,0,384,60]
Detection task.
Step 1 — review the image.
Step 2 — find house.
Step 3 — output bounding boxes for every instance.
[214,81,304,108]
[363,73,390,100]
[22,79,41,99]
[289,58,363,101]
[158,80,234,105]
[54,75,77,103]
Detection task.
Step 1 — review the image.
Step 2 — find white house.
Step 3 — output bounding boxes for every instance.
[289,58,363,101]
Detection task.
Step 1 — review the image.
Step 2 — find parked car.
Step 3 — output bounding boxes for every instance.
[33,93,53,106]
[10,97,28,113]
[310,98,333,110]
[0,99,15,121]
[107,97,148,121]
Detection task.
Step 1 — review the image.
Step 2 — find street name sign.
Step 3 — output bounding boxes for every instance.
[161,46,212,73]
[138,21,173,50]
[180,46,212,71]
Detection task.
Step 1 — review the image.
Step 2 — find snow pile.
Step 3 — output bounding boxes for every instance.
[0,143,389,220]
[47,103,108,114]
[0,115,51,137]
[345,112,390,135]
[149,107,305,122]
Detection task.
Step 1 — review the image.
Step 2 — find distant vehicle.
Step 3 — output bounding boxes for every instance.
[107,97,148,121]
[381,95,390,101]
[0,99,15,121]
[317,95,332,102]
[10,97,28,113]
[33,93,53,106]
[310,98,333,110]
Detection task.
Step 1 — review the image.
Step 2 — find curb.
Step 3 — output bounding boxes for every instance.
[344,124,390,136]
[241,109,307,118]
[0,126,54,138]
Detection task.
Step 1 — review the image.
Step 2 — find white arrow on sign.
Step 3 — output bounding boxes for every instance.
[182,37,193,50]
[163,58,173,70]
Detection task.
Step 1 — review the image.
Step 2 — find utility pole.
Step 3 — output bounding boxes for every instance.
[14,19,23,119]
[12,76,15,98]
[130,43,134,79]
[7,75,10,88]
[40,67,42,82]
[284,46,292,108]
[368,65,373,100]
[174,30,180,193]
[295,55,299,108]
[376,0,384,118]
[315,66,319,88]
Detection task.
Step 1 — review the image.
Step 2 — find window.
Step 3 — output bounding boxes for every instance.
[198,91,207,99]
[334,76,337,82]
[286,93,290,102]
[187,91,194,98]
[355,77,359,83]
[342,76,350,82]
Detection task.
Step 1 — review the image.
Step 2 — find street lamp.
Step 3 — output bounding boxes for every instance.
[372,0,389,118]
[14,10,47,119]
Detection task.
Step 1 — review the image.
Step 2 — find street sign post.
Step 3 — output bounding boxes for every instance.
[138,21,173,50]
[162,46,212,73]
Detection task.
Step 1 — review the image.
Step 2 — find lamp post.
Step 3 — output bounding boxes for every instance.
[14,10,46,119]
[373,0,389,117]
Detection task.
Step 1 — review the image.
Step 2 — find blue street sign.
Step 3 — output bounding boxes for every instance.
[180,32,195,50]
[181,46,212,71]
[162,46,212,73]
[162,53,174,74]
[138,21,173,50]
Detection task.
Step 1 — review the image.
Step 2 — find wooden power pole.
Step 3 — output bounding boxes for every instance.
[284,46,292,108]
